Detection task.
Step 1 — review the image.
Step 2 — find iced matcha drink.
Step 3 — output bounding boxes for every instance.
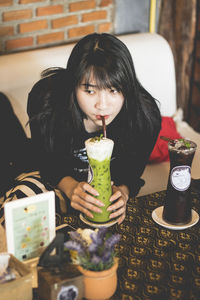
[85,137,114,223]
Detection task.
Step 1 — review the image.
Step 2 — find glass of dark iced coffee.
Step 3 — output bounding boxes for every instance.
[162,138,197,225]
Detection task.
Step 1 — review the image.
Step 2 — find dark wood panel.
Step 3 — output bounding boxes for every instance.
[188,0,200,132]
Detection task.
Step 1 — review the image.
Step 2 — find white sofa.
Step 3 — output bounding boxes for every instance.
[0,32,200,198]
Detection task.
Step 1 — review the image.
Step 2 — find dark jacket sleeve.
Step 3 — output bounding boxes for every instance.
[110,96,161,197]
[0,92,31,195]
[111,135,157,197]
[27,77,75,187]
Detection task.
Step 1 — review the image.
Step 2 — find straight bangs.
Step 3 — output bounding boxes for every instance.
[77,63,123,93]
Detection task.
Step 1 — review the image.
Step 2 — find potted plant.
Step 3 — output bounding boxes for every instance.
[64,227,120,300]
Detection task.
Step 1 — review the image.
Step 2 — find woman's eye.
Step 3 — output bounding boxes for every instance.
[110,88,118,94]
[85,89,95,95]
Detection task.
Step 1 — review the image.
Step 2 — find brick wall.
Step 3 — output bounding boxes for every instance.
[0,0,114,54]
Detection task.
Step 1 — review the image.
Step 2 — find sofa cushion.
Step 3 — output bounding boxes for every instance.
[0,171,66,226]
[149,116,182,163]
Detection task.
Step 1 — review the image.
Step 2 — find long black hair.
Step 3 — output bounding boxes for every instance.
[29,33,161,152]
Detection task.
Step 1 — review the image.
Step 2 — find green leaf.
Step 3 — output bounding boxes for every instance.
[178,138,191,149]
[90,134,104,142]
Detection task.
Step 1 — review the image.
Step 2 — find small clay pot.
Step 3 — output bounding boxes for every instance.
[77,258,118,300]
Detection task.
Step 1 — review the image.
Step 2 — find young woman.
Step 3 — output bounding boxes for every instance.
[27,33,161,224]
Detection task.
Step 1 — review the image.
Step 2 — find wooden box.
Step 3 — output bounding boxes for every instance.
[24,256,39,288]
[0,254,32,300]
[37,263,84,300]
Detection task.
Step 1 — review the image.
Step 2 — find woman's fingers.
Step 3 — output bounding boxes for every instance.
[71,201,94,218]
[108,204,126,219]
[80,190,104,207]
[107,198,124,211]
[71,194,103,213]
[76,183,104,207]
[117,213,125,224]
[70,181,127,224]
[109,189,122,202]
[70,181,104,216]
[107,186,127,223]
[80,182,99,196]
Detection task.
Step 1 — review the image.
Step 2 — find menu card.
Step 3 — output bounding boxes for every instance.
[5,191,55,261]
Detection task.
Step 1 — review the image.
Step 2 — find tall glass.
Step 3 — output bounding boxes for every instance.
[162,139,197,225]
[85,137,114,223]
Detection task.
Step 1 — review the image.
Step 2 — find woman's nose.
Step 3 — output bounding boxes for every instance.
[95,92,108,110]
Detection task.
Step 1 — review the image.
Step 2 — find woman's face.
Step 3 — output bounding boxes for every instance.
[76,77,124,133]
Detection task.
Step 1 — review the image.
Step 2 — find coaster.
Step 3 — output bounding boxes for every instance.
[152,206,199,230]
[80,214,118,228]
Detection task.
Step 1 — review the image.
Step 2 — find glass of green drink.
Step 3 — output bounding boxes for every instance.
[85,136,114,223]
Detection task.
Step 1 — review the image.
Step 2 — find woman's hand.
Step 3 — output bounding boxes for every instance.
[69,181,105,219]
[107,184,129,224]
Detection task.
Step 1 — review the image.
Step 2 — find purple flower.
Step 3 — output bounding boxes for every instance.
[97,227,107,240]
[90,227,107,247]
[102,250,112,263]
[91,254,102,265]
[105,234,120,250]
[90,231,102,247]
[68,230,88,250]
[69,231,81,240]
[64,240,84,254]
[88,242,98,253]
[64,227,120,271]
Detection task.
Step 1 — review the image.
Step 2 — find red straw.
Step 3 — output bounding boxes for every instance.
[101,116,107,138]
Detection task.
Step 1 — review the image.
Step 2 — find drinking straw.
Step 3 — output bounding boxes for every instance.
[160,136,174,143]
[101,116,107,138]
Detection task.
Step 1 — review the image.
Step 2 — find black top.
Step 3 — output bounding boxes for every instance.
[27,74,161,197]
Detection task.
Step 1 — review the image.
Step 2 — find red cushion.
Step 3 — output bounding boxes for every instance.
[149,116,182,163]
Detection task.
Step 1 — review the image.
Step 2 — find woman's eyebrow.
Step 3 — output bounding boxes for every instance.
[81,83,97,88]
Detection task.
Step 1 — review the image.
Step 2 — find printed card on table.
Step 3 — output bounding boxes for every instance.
[5,191,56,261]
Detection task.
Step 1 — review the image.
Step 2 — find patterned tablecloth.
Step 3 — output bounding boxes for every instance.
[57,189,200,300]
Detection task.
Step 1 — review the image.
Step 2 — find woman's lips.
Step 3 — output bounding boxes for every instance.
[96,115,109,120]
